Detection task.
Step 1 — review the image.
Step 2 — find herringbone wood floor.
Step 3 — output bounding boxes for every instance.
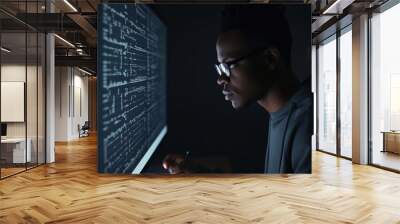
[1,135,400,224]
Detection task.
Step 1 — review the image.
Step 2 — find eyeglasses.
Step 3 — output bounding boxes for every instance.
[215,48,266,78]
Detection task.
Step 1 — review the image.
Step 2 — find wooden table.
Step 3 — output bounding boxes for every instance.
[381,131,400,154]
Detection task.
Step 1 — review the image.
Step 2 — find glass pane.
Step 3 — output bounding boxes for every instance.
[371,4,400,171]
[73,68,89,139]
[1,31,27,177]
[38,32,45,165]
[340,29,352,158]
[312,45,317,151]
[27,31,38,169]
[74,85,82,137]
[318,36,337,154]
[26,0,40,170]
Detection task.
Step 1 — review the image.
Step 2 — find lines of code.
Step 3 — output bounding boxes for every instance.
[98,4,167,173]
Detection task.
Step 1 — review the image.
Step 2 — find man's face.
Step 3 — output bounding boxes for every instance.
[216,30,273,109]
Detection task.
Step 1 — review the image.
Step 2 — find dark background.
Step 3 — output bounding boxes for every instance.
[143,5,311,173]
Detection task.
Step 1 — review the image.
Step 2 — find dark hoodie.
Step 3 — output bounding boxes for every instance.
[264,80,312,174]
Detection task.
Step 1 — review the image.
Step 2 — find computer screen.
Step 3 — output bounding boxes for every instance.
[1,123,7,137]
[97,4,167,174]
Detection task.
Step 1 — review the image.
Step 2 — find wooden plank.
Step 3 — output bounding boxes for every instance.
[0,135,400,223]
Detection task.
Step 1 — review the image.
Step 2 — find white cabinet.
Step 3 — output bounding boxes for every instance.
[1,138,32,163]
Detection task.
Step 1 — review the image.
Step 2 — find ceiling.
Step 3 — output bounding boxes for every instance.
[0,0,392,74]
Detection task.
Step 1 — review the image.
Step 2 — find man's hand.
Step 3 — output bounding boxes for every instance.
[163,152,226,174]
[162,153,187,174]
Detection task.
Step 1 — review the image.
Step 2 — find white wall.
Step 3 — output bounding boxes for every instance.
[55,67,89,141]
[71,73,89,138]
[1,65,27,139]
[1,63,46,164]
[55,66,70,141]
[1,65,41,137]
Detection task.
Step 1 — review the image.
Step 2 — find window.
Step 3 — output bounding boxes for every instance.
[339,27,352,158]
[0,1,47,179]
[370,2,400,171]
[312,45,317,150]
[317,35,337,154]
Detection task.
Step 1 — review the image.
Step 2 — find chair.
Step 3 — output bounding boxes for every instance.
[78,121,90,138]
